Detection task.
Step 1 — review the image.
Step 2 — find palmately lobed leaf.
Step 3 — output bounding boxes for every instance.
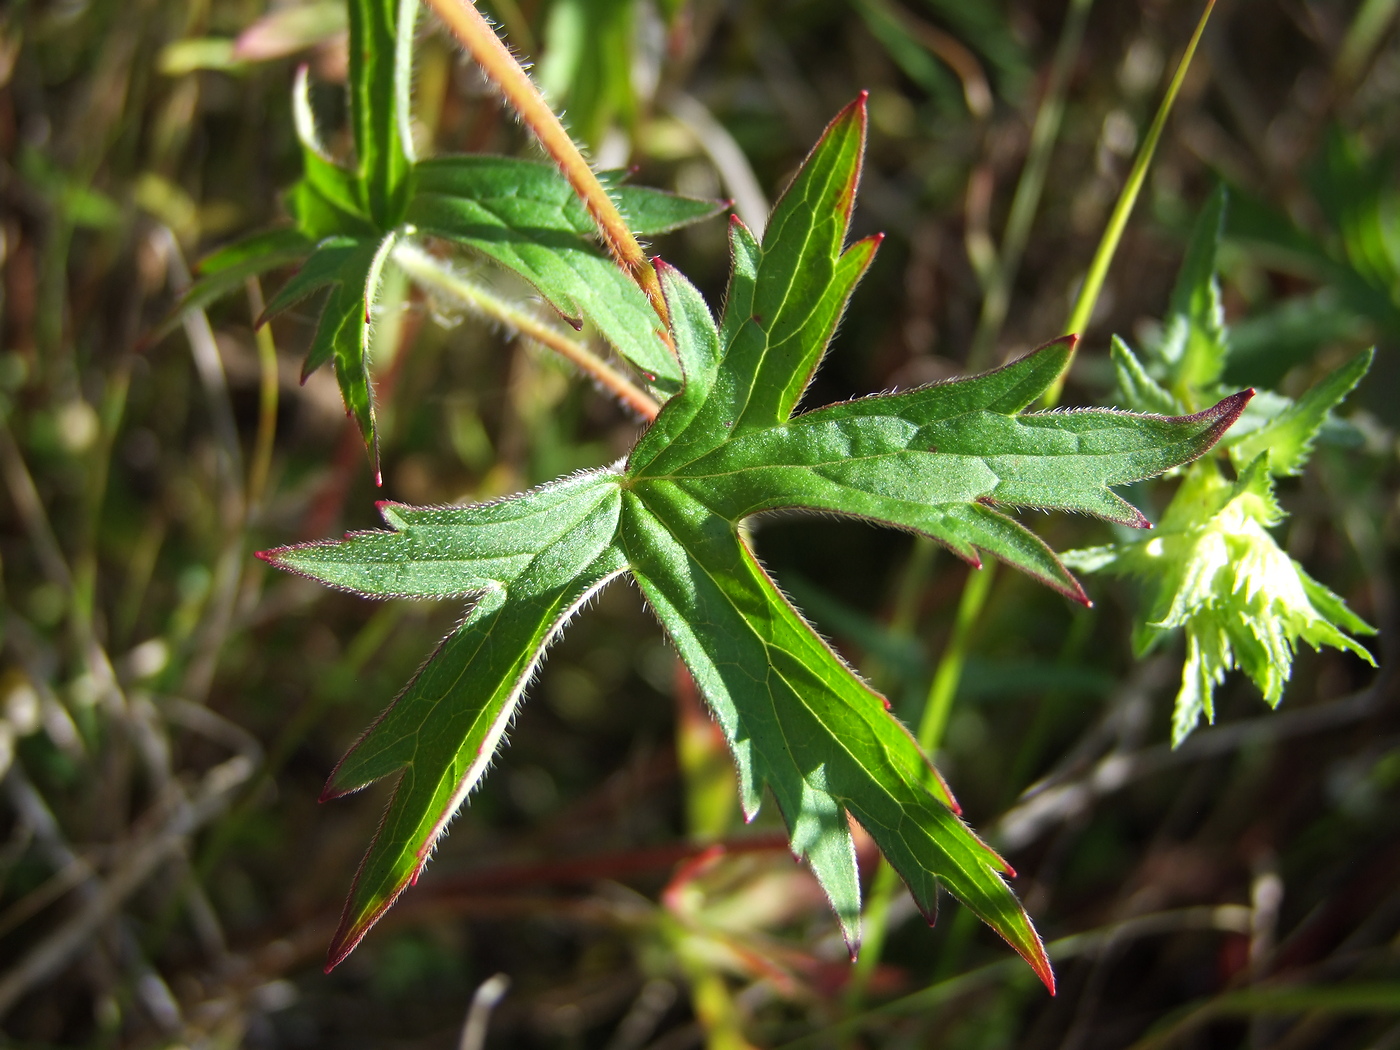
[261,95,1253,985]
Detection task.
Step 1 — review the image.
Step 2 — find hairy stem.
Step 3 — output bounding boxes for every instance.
[422,0,671,332]
[394,242,661,421]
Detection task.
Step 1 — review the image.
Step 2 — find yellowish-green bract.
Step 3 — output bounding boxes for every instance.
[1066,186,1375,746]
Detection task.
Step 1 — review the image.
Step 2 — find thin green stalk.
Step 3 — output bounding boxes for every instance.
[846,2,1216,1015]
[244,276,280,519]
[916,563,996,754]
[1049,0,1216,405]
[968,0,1094,370]
[847,563,996,1004]
[848,0,1101,1003]
[421,0,671,331]
[394,242,661,420]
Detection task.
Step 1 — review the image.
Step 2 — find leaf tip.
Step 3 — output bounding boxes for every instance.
[914,892,938,928]
[1125,507,1152,529]
[1033,954,1057,996]
[324,917,373,973]
[324,859,426,971]
[1218,388,1255,422]
[844,933,861,963]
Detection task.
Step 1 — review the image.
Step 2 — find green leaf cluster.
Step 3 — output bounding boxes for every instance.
[1065,186,1377,745]
[174,0,722,472]
[263,97,1251,980]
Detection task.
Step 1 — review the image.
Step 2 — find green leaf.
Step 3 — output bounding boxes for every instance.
[288,66,377,240]
[1162,184,1228,400]
[347,0,413,225]
[287,177,379,242]
[262,97,1249,983]
[1079,179,1379,747]
[1111,334,1185,415]
[409,155,690,388]
[199,226,315,281]
[259,235,393,464]
[597,169,730,235]
[414,156,725,239]
[1227,347,1373,476]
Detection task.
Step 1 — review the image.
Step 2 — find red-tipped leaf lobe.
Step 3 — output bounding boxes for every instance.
[768,92,868,224]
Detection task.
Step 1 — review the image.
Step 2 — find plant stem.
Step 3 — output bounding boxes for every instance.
[967,0,1094,371]
[244,276,280,519]
[422,0,671,331]
[915,562,995,755]
[1049,0,1215,406]
[850,2,1217,1018]
[394,242,661,421]
[846,0,1108,1008]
